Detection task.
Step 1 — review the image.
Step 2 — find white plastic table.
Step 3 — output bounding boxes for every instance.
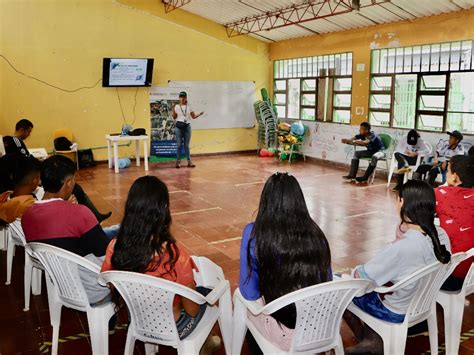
[105,135,149,174]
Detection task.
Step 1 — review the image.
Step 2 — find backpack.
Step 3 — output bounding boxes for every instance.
[54,136,73,151]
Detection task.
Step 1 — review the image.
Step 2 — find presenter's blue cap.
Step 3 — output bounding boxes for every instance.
[179,91,187,97]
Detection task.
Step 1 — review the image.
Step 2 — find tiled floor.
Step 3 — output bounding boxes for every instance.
[1,154,473,354]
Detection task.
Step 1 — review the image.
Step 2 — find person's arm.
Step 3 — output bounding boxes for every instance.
[239,224,261,300]
[0,190,12,203]
[80,224,110,257]
[181,282,200,317]
[171,104,177,119]
[190,111,204,119]
[416,139,430,157]
[356,242,402,286]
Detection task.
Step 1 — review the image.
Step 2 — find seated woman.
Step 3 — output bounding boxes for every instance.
[239,172,332,352]
[436,155,474,291]
[344,180,451,354]
[101,176,220,354]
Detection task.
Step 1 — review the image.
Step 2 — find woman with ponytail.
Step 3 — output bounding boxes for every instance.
[344,180,451,354]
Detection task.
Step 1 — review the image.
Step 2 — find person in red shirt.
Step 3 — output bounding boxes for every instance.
[436,155,474,291]
[101,176,221,353]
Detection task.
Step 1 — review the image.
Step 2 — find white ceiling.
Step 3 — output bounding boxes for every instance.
[178,0,474,42]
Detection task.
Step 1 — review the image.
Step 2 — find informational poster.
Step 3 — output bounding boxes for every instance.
[109,59,148,86]
[149,86,186,160]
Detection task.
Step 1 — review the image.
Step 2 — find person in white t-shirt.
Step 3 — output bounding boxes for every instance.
[171,91,204,168]
[343,180,451,354]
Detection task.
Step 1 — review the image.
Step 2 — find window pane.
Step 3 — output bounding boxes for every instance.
[334,78,352,91]
[380,49,388,73]
[461,41,472,70]
[419,95,445,112]
[274,80,286,91]
[417,114,443,131]
[369,111,390,126]
[287,79,300,119]
[413,46,421,72]
[340,53,348,75]
[450,42,461,71]
[274,93,286,105]
[370,94,391,109]
[387,48,396,73]
[347,53,353,75]
[302,79,316,91]
[404,47,412,72]
[420,75,446,91]
[301,108,316,120]
[430,44,440,72]
[301,93,316,106]
[275,105,286,118]
[440,43,450,71]
[372,50,380,73]
[448,72,474,112]
[333,109,351,124]
[395,48,404,73]
[371,76,392,91]
[334,94,351,108]
[393,74,417,129]
[421,45,430,72]
[447,112,474,134]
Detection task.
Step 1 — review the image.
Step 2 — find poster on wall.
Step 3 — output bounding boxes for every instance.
[149,86,186,161]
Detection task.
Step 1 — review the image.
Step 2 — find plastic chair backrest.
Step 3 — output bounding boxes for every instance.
[8,219,27,247]
[29,242,98,310]
[191,256,225,288]
[100,270,208,346]
[53,128,74,142]
[260,279,371,352]
[462,248,474,295]
[378,133,393,151]
[404,253,465,325]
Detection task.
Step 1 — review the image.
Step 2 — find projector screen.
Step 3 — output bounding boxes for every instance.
[102,58,154,87]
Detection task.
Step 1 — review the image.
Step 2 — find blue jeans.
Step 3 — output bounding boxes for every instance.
[103,224,120,239]
[175,124,191,161]
[352,292,405,323]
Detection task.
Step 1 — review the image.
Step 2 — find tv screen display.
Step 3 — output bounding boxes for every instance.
[102,58,154,87]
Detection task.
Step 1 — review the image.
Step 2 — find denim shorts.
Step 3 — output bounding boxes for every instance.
[352,292,405,323]
[176,286,211,339]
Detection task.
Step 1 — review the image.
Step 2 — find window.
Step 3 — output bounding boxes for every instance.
[273,52,353,123]
[369,40,474,134]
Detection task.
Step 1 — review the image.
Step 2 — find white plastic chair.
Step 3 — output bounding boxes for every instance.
[29,242,114,355]
[99,261,231,355]
[386,141,433,187]
[437,248,474,354]
[5,220,44,311]
[232,279,372,355]
[347,253,466,355]
[0,225,8,251]
[191,256,233,355]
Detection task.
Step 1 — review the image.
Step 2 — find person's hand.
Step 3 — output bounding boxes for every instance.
[0,191,13,203]
[341,138,351,144]
[199,111,204,117]
[441,161,448,170]
[432,159,438,166]
[68,194,78,204]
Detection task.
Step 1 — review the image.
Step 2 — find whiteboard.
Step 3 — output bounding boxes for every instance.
[168,81,256,130]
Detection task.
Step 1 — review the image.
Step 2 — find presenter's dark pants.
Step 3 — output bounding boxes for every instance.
[176,125,191,161]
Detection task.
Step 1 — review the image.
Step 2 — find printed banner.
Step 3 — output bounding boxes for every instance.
[149,86,186,159]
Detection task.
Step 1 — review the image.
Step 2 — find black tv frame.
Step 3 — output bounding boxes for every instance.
[102,58,154,87]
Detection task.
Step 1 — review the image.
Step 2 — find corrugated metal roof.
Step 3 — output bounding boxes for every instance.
[180,0,474,42]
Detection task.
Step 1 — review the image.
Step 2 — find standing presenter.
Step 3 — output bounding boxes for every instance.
[171,91,204,168]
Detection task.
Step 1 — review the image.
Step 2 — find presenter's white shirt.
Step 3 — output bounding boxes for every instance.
[174,104,193,124]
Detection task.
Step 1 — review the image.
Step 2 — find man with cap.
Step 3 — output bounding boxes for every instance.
[171,91,204,168]
[391,129,430,191]
[413,130,465,186]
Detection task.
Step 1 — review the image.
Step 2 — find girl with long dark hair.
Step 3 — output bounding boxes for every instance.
[101,176,220,351]
[239,172,332,351]
[344,180,451,354]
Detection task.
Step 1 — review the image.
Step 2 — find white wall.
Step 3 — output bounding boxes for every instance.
[298,121,474,165]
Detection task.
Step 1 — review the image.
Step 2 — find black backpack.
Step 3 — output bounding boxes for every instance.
[54,136,73,151]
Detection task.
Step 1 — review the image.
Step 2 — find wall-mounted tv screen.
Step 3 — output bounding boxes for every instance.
[102,58,154,87]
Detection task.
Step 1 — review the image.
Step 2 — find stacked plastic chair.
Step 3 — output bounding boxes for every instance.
[254,100,278,152]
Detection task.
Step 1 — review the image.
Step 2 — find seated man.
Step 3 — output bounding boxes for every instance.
[413,130,465,186]
[3,119,111,222]
[342,122,384,183]
[391,129,429,191]
[0,155,41,223]
[22,155,111,304]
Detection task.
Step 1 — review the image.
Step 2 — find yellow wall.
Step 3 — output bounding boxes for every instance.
[269,8,474,126]
[0,0,269,160]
